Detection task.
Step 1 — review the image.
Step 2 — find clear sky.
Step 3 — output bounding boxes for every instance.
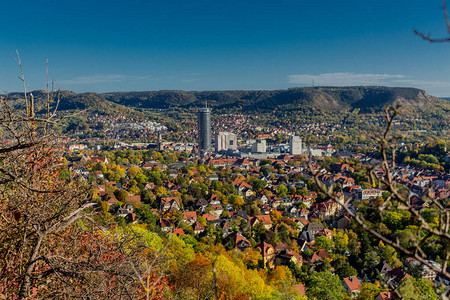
[2,0,450,96]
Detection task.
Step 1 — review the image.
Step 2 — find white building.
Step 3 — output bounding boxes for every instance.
[251,139,266,153]
[215,132,238,152]
[289,136,302,155]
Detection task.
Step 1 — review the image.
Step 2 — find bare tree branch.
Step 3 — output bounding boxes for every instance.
[414,0,450,42]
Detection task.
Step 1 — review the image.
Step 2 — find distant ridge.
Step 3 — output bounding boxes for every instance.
[100,86,440,113]
[4,86,446,113]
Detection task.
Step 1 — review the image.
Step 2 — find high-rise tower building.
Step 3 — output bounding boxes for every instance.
[198,105,211,155]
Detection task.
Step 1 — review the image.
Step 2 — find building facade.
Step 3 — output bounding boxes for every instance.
[215,132,237,152]
[198,106,211,154]
[251,139,266,153]
[289,135,302,155]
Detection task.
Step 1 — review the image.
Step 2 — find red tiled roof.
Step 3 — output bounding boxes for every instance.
[343,276,361,292]
[255,215,272,225]
[202,213,217,221]
[183,211,197,221]
[172,228,184,236]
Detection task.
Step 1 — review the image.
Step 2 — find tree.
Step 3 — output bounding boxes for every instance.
[305,271,345,300]
[0,64,172,299]
[332,230,349,254]
[128,165,142,178]
[276,184,288,197]
[252,178,267,192]
[229,194,244,210]
[114,189,129,203]
[333,255,357,280]
[240,247,263,269]
[314,235,333,251]
[270,210,283,224]
[268,266,294,288]
[356,283,380,300]
[397,277,439,300]
[414,0,450,42]
[135,204,158,226]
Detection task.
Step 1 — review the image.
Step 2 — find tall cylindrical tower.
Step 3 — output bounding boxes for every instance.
[198,106,211,154]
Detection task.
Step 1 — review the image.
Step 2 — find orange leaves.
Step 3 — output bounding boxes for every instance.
[269,210,282,224]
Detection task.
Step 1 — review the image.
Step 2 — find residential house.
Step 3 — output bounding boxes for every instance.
[172,228,184,236]
[292,218,309,231]
[182,211,197,225]
[210,204,224,217]
[128,195,141,206]
[257,241,276,269]
[208,193,221,205]
[298,208,309,219]
[159,218,173,232]
[224,232,251,251]
[276,250,303,267]
[89,156,109,165]
[160,197,181,212]
[195,198,208,212]
[232,210,249,221]
[249,215,273,230]
[337,215,351,229]
[202,213,217,222]
[309,249,330,265]
[302,222,325,236]
[192,221,205,235]
[375,292,396,300]
[342,276,362,298]
[384,268,411,288]
[353,188,383,200]
[117,204,133,218]
[406,258,439,281]
[377,261,393,281]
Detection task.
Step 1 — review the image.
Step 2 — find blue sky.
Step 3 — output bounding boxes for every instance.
[1,0,450,96]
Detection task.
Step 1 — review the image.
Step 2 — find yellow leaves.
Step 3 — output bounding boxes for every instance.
[268,266,293,288]
[240,248,262,269]
[269,210,282,224]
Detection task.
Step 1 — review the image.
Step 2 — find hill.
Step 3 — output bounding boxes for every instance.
[4,86,444,114]
[3,90,147,118]
[99,86,440,113]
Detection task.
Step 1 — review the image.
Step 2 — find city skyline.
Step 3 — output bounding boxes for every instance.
[2,1,450,96]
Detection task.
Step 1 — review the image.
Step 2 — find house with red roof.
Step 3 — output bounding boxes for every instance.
[128,195,141,206]
[202,213,217,221]
[256,241,276,269]
[375,291,397,300]
[342,276,362,297]
[210,204,223,217]
[160,197,181,212]
[182,211,197,224]
[223,232,251,251]
[192,221,205,235]
[172,228,185,236]
[89,156,109,165]
[309,249,330,265]
[249,215,273,230]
